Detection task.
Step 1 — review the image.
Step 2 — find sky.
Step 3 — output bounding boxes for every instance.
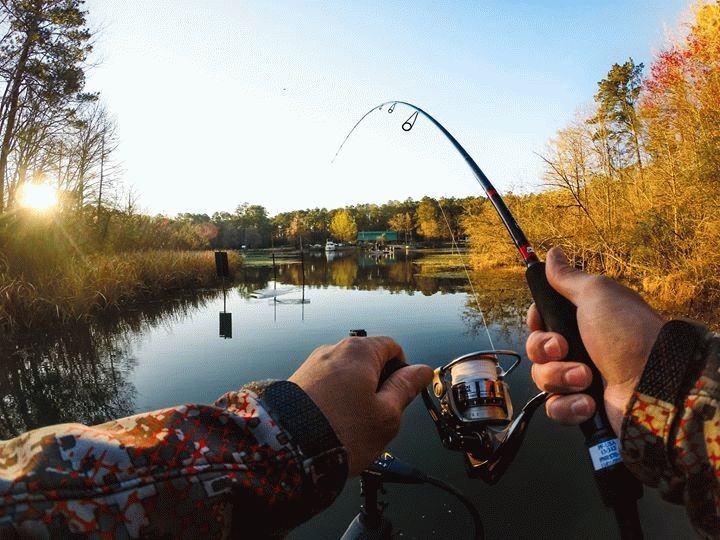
[84,0,689,217]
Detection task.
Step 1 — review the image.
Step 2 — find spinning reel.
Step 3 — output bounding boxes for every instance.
[422,350,548,484]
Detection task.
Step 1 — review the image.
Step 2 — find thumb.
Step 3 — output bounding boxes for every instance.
[545,246,592,305]
[377,364,433,412]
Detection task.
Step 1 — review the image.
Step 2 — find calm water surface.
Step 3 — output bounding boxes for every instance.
[0,251,695,539]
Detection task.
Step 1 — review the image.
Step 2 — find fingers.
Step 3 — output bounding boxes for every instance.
[531,361,592,393]
[544,247,593,305]
[527,303,543,332]
[371,336,407,365]
[377,364,433,414]
[545,393,596,424]
[526,330,569,363]
[337,336,406,369]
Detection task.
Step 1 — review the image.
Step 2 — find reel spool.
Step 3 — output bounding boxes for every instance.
[434,350,519,425]
[423,350,547,484]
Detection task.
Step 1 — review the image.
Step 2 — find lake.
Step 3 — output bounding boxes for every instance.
[0,249,695,539]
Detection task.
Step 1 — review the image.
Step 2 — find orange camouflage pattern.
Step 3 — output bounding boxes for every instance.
[0,386,347,538]
[622,322,720,538]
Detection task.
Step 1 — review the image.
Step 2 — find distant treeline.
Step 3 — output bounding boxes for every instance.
[172,197,468,250]
[0,1,717,320]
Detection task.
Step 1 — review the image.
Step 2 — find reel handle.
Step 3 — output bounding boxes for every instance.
[525,262,642,508]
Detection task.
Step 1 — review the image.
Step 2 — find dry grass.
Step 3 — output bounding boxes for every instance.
[0,250,241,333]
[642,272,699,309]
[641,271,720,327]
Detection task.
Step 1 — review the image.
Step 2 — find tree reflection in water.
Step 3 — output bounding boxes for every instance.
[0,254,532,440]
[0,291,221,439]
[249,250,531,335]
[256,250,469,296]
[460,269,532,340]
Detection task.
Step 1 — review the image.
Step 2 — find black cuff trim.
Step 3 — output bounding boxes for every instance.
[253,380,343,459]
[636,320,709,405]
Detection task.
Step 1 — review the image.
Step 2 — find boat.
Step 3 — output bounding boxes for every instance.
[325,240,337,251]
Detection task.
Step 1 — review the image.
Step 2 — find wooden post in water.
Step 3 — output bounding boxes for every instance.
[301,250,306,320]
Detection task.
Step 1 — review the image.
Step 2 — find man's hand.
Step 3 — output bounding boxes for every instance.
[526,247,665,434]
[289,336,433,476]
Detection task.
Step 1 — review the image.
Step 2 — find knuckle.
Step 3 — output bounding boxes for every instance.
[338,336,356,348]
[312,344,333,361]
[526,333,543,361]
[532,363,571,393]
[585,274,610,295]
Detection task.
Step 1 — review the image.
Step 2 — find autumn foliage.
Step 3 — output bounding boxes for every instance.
[464,1,720,315]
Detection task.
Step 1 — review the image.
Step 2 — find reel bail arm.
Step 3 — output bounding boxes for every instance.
[423,350,548,484]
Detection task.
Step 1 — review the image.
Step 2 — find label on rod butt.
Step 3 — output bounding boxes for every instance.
[588,438,622,470]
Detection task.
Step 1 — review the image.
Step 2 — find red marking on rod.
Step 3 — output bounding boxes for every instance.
[519,244,535,262]
[487,189,497,197]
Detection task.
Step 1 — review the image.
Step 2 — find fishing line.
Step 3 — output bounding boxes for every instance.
[437,201,495,350]
[334,101,644,539]
[331,104,385,164]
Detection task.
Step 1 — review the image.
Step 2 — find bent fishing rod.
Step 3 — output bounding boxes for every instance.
[335,102,644,539]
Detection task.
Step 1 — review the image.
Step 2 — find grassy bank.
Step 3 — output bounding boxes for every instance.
[0,250,241,333]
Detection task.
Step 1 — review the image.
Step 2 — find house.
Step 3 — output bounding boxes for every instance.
[356,230,398,244]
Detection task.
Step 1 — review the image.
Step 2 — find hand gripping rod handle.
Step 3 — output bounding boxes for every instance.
[526,263,643,522]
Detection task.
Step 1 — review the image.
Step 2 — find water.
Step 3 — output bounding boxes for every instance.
[0,250,695,539]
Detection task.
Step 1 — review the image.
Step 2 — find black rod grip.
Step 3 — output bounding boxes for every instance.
[525,262,609,436]
[349,330,407,390]
[525,262,643,512]
[378,357,408,391]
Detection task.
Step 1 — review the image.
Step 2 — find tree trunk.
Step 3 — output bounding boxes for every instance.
[0,31,34,213]
[96,132,104,218]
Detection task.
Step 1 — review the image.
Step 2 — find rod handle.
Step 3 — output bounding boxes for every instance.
[525,262,643,508]
[349,330,408,390]
[525,262,608,433]
[378,358,408,391]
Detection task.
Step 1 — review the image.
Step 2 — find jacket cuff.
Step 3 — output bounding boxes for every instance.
[242,380,348,503]
[620,320,709,490]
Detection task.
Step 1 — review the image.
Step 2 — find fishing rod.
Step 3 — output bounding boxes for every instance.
[335,102,644,538]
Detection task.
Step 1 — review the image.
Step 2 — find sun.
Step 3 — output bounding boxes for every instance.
[18,182,59,211]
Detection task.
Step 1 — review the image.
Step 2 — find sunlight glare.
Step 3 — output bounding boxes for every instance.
[19,182,59,211]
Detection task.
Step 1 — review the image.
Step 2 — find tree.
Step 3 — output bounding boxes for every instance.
[0,0,93,213]
[590,59,645,177]
[287,211,308,248]
[329,209,357,243]
[68,102,119,214]
[637,0,720,280]
[415,196,442,241]
[388,212,413,243]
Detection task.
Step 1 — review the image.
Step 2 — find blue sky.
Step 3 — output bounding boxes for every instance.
[85,0,688,216]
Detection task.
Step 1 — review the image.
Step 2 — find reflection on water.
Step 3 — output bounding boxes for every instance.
[0,329,136,440]
[0,292,221,439]
[0,251,508,439]
[0,250,695,539]
[0,252,477,439]
[246,250,473,296]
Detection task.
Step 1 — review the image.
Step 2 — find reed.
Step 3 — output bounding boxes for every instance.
[0,249,241,333]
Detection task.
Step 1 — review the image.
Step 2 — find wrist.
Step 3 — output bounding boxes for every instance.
[619,319,710,486]
[241,380,349,494]
[632,319,709,406]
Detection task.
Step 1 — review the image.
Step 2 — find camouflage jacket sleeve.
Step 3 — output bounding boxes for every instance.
[621,320,720,538]
[0,380,348,539]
